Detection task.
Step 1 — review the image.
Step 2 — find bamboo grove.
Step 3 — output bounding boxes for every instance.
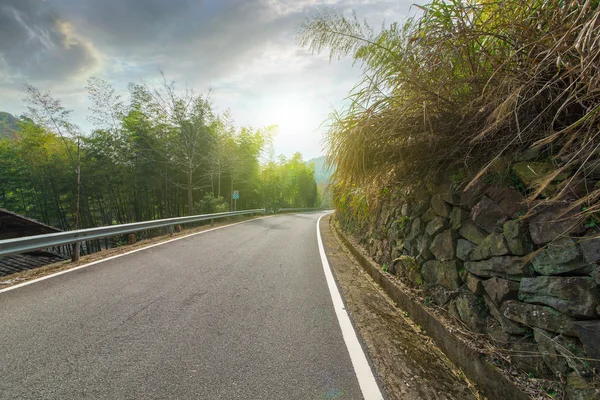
[0,76,320,231]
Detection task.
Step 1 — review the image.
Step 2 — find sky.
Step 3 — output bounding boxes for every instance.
[0,0,415,160]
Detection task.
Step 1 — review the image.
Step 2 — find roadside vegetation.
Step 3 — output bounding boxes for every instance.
[0,74,320,232]
[298,0,600,220]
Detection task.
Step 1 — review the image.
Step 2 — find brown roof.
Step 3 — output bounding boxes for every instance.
[0,208,61,240]
[0,252,66,277]
[0,209,66,277]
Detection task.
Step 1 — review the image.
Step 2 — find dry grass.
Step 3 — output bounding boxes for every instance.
[298,0,600,219]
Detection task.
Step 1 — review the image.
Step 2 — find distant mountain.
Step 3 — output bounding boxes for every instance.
[308,155,333,187]
[0,112,19,139]
[308,155,334,208]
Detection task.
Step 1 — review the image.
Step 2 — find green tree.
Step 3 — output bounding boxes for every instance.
[23,84,84,260]
[259,152,318,210]
[134,72,214,215]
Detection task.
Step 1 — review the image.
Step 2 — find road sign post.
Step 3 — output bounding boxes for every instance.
[232,190,239,211]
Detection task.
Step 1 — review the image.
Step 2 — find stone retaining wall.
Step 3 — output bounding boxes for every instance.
[337,177,600,398]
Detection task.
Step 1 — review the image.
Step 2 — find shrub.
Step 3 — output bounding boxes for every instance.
[194,193,229,214]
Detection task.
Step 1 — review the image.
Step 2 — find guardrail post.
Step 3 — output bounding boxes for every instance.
[71,242,80,262]
[210,218,214,227]
[169,225,174,237]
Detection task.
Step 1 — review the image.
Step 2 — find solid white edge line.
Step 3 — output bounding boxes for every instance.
[0,215,273,295]
[316,214,384,400]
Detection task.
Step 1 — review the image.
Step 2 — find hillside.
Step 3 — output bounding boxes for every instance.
[307,155,333,208]
[0,112,18,139]
[307,155,333,187]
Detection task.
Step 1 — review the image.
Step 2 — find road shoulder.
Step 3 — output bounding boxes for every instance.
[320,214,479,400]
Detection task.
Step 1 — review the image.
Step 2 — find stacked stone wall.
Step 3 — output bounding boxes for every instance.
[337,172,600,398]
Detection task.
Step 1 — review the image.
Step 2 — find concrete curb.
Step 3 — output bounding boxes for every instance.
[331,217,530,400]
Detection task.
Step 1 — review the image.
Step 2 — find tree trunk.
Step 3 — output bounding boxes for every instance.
[230,170,234,211]
[71,158,81,262]
[188,167,193,215]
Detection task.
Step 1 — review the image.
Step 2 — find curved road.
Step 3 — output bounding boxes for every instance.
[0,213,378,399]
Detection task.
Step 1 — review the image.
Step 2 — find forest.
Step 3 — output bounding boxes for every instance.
[0,75,322,232]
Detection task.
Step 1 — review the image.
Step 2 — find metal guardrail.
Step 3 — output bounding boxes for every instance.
[0,209,265,258]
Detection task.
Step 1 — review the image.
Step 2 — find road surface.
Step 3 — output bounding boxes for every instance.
[0,213,374,399]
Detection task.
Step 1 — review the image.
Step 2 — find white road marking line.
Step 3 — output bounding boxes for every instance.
[316,214,384,400]
[0,216,273,295]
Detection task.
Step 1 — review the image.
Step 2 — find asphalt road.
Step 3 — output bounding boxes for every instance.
[0,213,365,399]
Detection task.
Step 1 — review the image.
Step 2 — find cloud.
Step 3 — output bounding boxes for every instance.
[0,0,101,84]
[0,0,415,157]
[44,0,412,81]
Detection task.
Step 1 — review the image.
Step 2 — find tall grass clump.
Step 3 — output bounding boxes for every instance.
[298,0,600,218]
